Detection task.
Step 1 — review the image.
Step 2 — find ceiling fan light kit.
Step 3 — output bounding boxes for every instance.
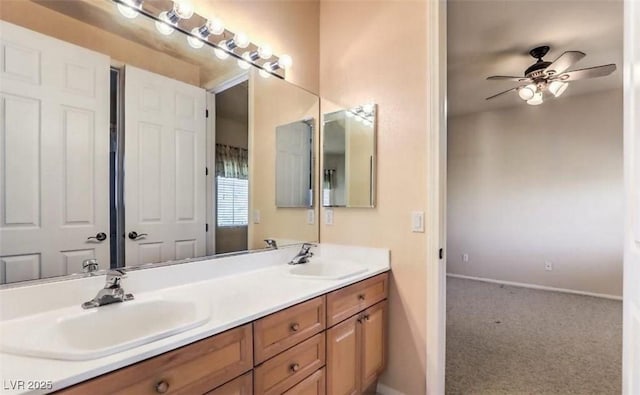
[486,45,616,106]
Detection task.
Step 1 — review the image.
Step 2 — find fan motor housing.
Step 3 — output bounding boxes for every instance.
[525,61,551,79]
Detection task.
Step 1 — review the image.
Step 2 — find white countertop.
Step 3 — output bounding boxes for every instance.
[0,244,389,394]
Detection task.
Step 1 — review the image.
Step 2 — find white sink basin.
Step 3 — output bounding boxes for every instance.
[287,259,368,280]
[0,296,211,361]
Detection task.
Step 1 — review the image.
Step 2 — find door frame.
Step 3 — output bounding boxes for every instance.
[426,1,639,394]
[425,0,447,394]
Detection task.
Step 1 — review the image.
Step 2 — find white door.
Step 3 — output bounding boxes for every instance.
[623,1,640,393]
[276,121,312,207]
[0,21,110,283]
[124,66,206,266]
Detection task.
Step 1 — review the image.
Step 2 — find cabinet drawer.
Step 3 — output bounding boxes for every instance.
[326,273,388,327]
[254,333,326,395]
[56,324,253,395]
[283,368,326,395]
[206,372,253,395]
[254,296,325,364]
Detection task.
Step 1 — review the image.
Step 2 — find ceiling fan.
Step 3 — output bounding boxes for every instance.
[486,45,616,105]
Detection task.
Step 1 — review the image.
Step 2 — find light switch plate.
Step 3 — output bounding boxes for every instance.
[411,211,425,233]
[325,209,334,225]
[307,209,315,225]
[253,209,261,224]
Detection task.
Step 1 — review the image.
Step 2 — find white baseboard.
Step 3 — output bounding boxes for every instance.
[446,273,623,301]
[376,383,406,395]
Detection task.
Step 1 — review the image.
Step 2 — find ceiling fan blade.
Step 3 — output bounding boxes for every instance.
[485,87,519,100]
[487,76,530,82]
[555,64,617,81]
[545,51,586,75]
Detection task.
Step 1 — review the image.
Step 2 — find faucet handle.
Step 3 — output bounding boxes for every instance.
[264,239,278,249]
[105,269,126,287]
[82,259,99,274]
[301,243,317,252]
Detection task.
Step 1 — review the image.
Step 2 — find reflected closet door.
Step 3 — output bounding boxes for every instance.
[0,21,110,283]
[124,66,206,266]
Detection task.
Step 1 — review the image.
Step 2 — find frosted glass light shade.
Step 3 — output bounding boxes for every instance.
[527,92,544,105]
[548,81,569,97]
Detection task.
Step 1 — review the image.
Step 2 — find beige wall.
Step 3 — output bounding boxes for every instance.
[249,69,320,250]
[319,2,428,394]
[0,1,201,85]
[192,0,320,94]
[448,89,624,296]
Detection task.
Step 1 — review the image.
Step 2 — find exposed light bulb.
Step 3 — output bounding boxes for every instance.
[117,0,142,19]
[548,81,568,97]
[259,69,271,78]
[279,54,293,69]
[187,28,204,49]
[237,59,251,70]
[518,84,537,101]
[172,1,194,19]
[214,47,229,60]
[233,32,250,49]
[206,17,225,35]
[527,92,544,105]
[155,12,175,35]
[257,45,273,60]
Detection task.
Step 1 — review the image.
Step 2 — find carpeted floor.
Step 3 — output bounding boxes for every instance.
[446,277,622,394]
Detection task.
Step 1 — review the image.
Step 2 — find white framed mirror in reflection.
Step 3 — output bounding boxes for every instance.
[322,104,377,208]
[0,1,319,286]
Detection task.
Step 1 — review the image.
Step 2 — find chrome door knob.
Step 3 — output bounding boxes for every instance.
[87,232,107,242]
[128,231,148,240]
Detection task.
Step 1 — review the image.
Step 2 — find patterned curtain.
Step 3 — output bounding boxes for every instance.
[215,144,248,180]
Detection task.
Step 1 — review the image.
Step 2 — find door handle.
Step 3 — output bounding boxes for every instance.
[128,231,148,240]
[87,232,107,242]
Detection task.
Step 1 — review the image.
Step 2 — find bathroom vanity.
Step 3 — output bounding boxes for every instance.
[0,245,390,395]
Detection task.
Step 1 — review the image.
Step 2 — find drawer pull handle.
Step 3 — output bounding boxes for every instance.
[290,322,300,332]
[290,363,300,372]
[155,380,170,393]
[358,294,366,301]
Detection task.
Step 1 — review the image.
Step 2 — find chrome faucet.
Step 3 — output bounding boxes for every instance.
[82,269,134,309]
[264,239,278,249]
[82,258,99,274]
[289,243,316,265]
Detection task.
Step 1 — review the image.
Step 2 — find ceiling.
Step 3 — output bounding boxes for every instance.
[447,0,623,116]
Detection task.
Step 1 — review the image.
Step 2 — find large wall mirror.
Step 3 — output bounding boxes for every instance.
[322,104,377,208]
[0,0,319,285]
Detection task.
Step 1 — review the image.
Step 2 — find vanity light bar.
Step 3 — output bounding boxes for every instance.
[111,0,290,78]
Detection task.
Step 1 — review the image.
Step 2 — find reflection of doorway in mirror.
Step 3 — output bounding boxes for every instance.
[214,81,249,255]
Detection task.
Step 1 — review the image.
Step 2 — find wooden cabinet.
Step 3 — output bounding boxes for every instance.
[254,296,326,364]
[54,272,389,395]
[57,324,253,395]
[326,315,360,395]
[325,273,389,395]
[283,368,326,395]
[254,333,326,395]
[206,372,253,395]
[326,274,388,327]
[360,301,387,391]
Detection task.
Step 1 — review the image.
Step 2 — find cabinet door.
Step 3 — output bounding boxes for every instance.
[283,368,325,395]
[206,372,253,395]
[326,315,360,395]
[360,301,387,391]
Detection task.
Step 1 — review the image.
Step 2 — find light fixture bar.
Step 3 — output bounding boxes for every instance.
[110,0,288,78]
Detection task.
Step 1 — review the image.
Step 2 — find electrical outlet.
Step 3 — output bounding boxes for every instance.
[325,209,334,225]
[545,261,553,271]
[462,253,469,263]
[253,209,261,224]
[307,209,315,225]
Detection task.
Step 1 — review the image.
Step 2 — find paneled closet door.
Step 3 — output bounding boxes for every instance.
[0,21,110,283]
[123,66,206,267]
